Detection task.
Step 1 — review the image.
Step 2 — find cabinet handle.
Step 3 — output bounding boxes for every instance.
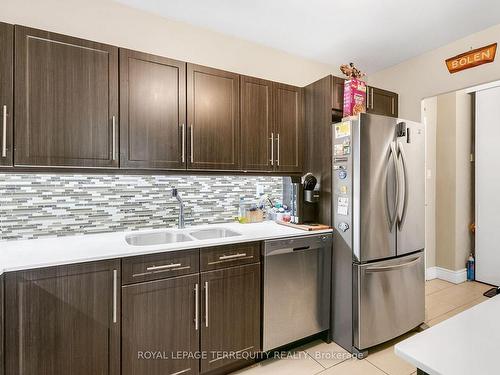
[204,281,209,328]
[181,123,186,163]
[370,88,374,109]
[276,133,280,166]
[391,97,395,115]
[112,116,117,161]
[2,105,6,158]
[190,124,194,163]
[219,253,247,260]
[270,132,274,166]
[112,269,118,324]
[146,263,182,271]
[194,283,199,330]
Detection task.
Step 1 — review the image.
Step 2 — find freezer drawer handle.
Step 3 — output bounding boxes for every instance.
[365,257,420,273]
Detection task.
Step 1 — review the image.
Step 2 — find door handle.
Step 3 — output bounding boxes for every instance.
[190,124,194,163]
[2,105,7,158]
[112,116,117,161]
[112,269,118,323]
[397,141,409,229]
[194,283,199,330]
[386,142,399,232]
[365,257,420,273]
[181,123,185,163]
[276,133,280,166]
[270,132,274,166]
[204,281,209,328]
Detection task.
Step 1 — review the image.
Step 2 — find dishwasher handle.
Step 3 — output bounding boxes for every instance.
[264,235,332,256]
[293,246,310,251]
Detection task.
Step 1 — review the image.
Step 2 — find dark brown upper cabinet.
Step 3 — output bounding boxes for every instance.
[200,263,261,373]
[120,49,187,170]
[122,274,200,375]
[187,64,240,170]
[240,76,274,171]
[5,260,121,375]
[0,23,13,167]
[367,86,398,117]
[274,83,303,173]
[14,26,119,168]
[240,78,304,173]
[331,75,345,113]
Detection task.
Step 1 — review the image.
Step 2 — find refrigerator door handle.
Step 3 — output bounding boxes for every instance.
[397,141,409,229]
[386,142,399,232]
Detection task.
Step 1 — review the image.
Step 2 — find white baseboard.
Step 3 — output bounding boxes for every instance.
[426,266,467,284]
[425,267,437,280]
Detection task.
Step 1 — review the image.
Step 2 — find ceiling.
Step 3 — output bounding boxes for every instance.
[115,0,500,73]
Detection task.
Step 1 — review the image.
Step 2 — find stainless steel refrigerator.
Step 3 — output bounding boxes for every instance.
[331,113,425,356]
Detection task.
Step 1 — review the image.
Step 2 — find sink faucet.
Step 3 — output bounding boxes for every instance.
[171,188,185,229]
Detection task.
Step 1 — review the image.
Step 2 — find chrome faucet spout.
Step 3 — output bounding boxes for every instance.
[171,188,185,229]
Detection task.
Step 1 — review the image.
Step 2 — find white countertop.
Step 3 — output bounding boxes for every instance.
[0,221,332,274]
[395,294,498,375]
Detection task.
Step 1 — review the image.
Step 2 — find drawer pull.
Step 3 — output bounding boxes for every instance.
[366,257,420,273]
[146,263,182,271]
[219,253,247,260]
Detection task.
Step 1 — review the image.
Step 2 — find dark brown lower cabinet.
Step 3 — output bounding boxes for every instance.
[122,274,200,375]
[5,260,121,375]
[201,263,261,373]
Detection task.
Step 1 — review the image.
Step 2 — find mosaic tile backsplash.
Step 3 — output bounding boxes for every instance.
[0,174,283,242]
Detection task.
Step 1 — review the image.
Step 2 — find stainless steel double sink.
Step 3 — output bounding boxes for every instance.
[125,227,242,246]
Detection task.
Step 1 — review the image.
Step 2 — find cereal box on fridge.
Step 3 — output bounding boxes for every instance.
[343,79,366,117]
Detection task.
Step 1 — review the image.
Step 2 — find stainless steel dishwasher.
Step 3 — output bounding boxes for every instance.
[263,233,332,351]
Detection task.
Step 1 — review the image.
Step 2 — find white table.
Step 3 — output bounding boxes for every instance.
[395,295,499,375]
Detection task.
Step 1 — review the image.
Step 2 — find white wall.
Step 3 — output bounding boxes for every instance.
[422,97,437,268]
[369,23,500,121]
[454,90,473,270]
[1,0,335,87]
[425,91,473,273]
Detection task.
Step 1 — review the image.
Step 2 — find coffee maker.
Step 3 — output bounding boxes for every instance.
[284,173,320,224]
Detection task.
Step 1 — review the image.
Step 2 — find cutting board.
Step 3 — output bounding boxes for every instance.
[277,221,331,231]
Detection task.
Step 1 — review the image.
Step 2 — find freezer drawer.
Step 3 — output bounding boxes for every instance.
[354,251,424,350]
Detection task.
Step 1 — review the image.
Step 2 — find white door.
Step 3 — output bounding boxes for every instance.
[476,86,500,286]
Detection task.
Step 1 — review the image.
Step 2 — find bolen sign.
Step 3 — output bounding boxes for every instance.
[445,43,497,74]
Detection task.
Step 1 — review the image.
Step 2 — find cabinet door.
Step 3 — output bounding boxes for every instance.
[0,22,13,167]
[122,274,200,375]
[14,26,119,168]
[331,76,345,113]
[5,260,120,375]
[120,49,186,170]
[187,64,240,170]
[274,83,303,173]
[367,86,398,117]
[240,76,274,171]
[201,263,261,373]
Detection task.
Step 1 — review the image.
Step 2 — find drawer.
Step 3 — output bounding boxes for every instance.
[122,249,199,285]
[200,242,261,271]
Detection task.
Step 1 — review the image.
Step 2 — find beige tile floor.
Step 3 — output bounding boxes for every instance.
[233,280,492,375]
